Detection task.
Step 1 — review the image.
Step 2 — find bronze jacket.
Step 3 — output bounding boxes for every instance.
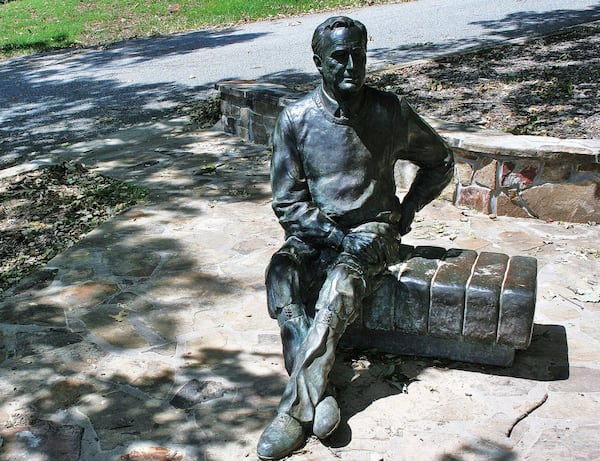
[271,85,454,248]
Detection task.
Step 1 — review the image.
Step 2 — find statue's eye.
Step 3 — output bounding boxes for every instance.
[331,50,349,62]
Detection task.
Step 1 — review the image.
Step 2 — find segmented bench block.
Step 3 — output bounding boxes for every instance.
[395,246,446,334]
[429,249,478,337]
[464,252,509,342]
[343,245,537,367]
[498,255,537,349]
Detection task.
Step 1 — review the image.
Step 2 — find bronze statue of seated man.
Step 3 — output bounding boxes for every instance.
[258,16,454,460]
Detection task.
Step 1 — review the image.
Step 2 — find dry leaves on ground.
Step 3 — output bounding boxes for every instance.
[0,162,147,292]
[368,22,599,139]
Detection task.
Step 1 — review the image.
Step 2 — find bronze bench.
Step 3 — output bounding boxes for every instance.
[342,245,537,367]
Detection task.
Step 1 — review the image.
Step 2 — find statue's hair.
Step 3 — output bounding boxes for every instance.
[311,16,367,58]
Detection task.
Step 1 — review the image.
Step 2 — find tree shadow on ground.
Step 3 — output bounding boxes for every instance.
[0,214,282,457]
[376,22,599,138]
[0,27,270,170]
[173,348,287,454]
[368,4,600,64]
[0,73,208,170]
[0,6,593,456]
[0,119,280,458]
[3,2,600,171]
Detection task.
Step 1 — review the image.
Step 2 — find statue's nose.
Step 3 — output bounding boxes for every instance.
[347,54,355,70]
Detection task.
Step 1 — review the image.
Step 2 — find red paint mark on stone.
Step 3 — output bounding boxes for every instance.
[501,162,538,188]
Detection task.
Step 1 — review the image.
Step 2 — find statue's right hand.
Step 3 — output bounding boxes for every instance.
[341,231,384,265]
[398,202,417,236]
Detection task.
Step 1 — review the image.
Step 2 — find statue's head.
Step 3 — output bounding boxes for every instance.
[312,16,368,101]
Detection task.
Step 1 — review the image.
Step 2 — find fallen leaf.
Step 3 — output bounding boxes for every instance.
[110,310,128,322]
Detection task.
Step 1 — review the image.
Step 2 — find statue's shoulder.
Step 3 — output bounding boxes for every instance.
[365,85,403,107]
[278,87,320,123]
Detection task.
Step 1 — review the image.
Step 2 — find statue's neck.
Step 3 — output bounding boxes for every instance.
[322,85,366,118]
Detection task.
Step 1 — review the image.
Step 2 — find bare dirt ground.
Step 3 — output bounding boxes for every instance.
[370,21,599,139]
[1,22,598,294]
[0,163,147,292]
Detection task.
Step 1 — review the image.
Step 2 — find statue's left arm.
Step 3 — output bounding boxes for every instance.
[396,98,455,234]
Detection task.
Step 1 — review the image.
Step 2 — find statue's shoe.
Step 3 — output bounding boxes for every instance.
[257,413,305,460]
[313,395,341,439]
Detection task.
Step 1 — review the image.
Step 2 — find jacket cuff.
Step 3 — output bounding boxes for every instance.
[326,227,346,249]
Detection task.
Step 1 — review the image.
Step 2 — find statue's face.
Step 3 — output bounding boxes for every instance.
[316,26,366,100]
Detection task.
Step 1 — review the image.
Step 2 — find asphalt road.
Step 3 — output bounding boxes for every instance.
[1,0,599,169]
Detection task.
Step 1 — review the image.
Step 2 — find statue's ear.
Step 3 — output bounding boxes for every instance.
[313,54,323,73]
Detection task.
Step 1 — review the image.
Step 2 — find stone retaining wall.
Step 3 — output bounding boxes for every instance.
[217,81,600,223]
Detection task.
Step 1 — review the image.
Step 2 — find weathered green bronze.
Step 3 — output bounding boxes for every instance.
[258,16,454,460]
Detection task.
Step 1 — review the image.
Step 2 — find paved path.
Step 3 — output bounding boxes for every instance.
[1,0,599,169]
[1,118,599,460]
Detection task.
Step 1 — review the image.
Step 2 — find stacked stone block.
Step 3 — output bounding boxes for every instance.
[217,81,298,146]
[343,245,537,367]
[449,144,600,223]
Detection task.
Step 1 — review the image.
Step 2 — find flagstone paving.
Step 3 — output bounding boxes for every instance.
[1,118,599,460]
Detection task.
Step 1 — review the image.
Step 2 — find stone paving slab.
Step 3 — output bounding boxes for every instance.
[1,119,599,460]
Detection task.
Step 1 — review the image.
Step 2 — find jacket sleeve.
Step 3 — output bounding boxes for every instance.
[270,109,346,248]
[398,98,455,212]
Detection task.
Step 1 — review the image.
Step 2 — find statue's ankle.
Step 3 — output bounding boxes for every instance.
[278,307,310,374]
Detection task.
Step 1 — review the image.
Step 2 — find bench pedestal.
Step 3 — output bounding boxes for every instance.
[342,245,537,367]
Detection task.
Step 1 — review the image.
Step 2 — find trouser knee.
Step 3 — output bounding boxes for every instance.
[315,262,366,328]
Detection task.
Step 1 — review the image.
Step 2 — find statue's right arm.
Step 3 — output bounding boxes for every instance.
[270,110,345,249]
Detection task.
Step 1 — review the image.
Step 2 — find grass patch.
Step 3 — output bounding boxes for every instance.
[1,0,407,58]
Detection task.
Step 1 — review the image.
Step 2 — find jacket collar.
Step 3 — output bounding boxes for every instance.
[316,85,367,122]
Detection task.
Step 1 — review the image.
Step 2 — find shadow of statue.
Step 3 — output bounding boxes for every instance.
[324,322,568,449]
[451,323,569,382]
[440,438,516,461]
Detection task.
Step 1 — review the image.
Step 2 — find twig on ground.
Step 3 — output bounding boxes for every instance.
[507,393,549,438]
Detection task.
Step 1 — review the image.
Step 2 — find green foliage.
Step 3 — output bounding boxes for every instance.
[1,0,405,58]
